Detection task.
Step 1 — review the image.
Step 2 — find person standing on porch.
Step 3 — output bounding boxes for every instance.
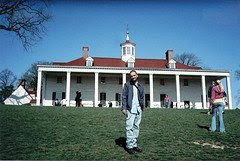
[75,91,81,107]
[209,79,225,133]
[121,70,144,154]
[164,95,171,108]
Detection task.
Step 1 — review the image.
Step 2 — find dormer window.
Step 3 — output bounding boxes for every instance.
[86,57,94,67]
[169,63,176,69]
[127,57,135,68]
[168,59,176,69]
[128,62,134,68]
[86,61,92,66]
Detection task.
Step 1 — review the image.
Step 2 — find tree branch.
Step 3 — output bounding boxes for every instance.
[0,0,52,50]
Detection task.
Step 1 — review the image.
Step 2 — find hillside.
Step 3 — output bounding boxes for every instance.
[0,105,240,160]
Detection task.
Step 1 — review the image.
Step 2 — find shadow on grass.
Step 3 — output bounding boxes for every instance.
[115,137,127,151]
[197,124,210,131]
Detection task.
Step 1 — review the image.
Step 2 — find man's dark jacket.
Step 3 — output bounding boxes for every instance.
[121,81,144,111]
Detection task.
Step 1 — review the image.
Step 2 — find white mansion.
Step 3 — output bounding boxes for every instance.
[36,32,232,109]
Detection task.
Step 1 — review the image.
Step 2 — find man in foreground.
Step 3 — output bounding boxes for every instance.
[121,70,144,154]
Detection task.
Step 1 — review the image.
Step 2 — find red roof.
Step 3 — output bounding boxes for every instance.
[53,57,201,70]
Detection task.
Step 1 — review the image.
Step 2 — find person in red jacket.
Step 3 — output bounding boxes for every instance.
[209,80,225,133]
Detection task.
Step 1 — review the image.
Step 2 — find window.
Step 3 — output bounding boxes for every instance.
[132,47,134,55]
[100,92,106,101]
[160,79,165,86]
[128,62,134,68]
[62,92,66,99]
[101,77,106,84]
[85,57,94,67]
[86,61,93,66]
[52,91,64,101]
[123,47,126,55]
[119,77,122,84]
[56,92,62,100]
[169,63,176,69]
[100,92,106,106]
[127,47,131,55]
[183,79,189,86]
[145,78,149,84]
[115,93,121,106]
[77,76,82,84]
[57,76,62,83]
[168,59,176,69]
[52,92,56,100]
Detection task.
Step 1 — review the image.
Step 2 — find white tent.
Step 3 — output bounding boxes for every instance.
[4,85,33,105]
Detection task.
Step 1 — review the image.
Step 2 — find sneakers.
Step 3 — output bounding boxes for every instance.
[126,147,142,154]
[126,148,136,154]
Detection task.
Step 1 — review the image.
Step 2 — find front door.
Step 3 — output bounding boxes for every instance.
[160,94,166,107]
[145,94,150,107]
[100,92,106,106]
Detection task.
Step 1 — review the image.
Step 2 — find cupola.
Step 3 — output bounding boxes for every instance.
[120,31,136,62]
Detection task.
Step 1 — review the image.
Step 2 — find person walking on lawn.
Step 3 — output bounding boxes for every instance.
[121,70,144,154]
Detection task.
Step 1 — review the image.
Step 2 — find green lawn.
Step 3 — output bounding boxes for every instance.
[0,105,240,160]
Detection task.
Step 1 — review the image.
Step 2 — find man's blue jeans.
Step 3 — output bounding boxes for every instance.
[126,110,142,149]
[210,102,225,132]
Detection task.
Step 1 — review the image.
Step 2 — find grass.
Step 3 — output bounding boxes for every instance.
[0,105,240,160]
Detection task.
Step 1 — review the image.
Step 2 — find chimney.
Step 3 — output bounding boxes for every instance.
[18,79,26,88]
[165,50,173,61]
[82,46,89,59]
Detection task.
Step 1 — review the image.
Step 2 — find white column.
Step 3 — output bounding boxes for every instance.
[176,75,180,109]
[122,73,126,87]
[95,72,99,107]
[201,75,207,109]
[36,70,42,106]
[226,76,232,109]
[42,74,46,105]
[66,71,71,106]
[149,74,154,108]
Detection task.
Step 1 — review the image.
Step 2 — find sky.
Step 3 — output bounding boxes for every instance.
[0,0,239,107]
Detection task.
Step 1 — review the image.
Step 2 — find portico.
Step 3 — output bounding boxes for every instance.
[36,66,232,109]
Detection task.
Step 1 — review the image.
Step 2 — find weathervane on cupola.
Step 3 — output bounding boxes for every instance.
[120,25,136,65]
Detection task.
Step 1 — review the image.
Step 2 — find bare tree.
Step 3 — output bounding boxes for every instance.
[21,61,51,90]
[0,0,52,50]
[174,52,202,67]
[0,69,17,102]
[0,69,17,90]
[235,66,240,106]
[235,65,240,80]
